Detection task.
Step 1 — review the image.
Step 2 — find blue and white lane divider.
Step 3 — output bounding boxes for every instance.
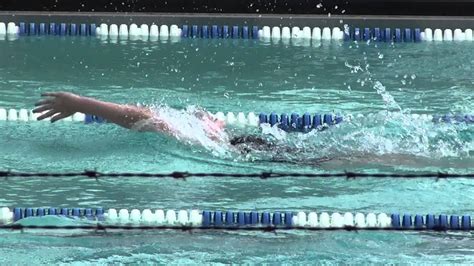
[1,108,473,133]
[0,22,342,41]
[1,22,474,42]
[343,27,473,42]
[0,207,472,231]
[0,108,86,122]
[258,112,343,132]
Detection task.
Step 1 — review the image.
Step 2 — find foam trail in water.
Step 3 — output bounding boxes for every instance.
[234,108,473,168]
[291,111,473,160]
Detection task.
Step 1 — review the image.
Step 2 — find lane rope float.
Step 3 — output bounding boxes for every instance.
[0,207,471,231]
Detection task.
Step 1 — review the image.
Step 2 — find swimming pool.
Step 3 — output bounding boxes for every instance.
[0,20,474,263]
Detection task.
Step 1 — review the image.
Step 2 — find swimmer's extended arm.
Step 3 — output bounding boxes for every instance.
[33,92,155,129]
[34,92,227,141]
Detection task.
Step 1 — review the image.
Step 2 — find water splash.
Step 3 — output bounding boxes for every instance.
[373,81,402,111]
[144,105,231,156]
[345,44,403,112]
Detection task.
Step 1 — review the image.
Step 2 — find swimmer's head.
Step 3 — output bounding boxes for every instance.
[230,135,274,154]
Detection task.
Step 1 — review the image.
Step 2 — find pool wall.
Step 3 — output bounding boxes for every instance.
[1,12,474,29]
[1,0,474,16]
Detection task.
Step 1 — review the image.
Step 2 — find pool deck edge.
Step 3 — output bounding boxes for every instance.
[1,11,474,28]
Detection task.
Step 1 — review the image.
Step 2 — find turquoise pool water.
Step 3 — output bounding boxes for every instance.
[0,36,473,263]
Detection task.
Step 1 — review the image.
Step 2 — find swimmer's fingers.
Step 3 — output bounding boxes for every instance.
[41,92,60,98]
[37,110,58,121]
[50,112,70,123]
[32,104,52,113]
[34,99,54,107]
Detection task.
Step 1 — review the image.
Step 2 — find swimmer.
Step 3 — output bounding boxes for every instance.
[34,92,340,166]
[35,93,467,168]
[33,92,274,154]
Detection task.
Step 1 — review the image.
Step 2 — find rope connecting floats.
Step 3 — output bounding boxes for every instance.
[0,170,473,180]
[0,224,466,232]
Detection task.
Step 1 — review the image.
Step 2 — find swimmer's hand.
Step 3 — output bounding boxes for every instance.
[33,92,82,122]
[34,91,155,129]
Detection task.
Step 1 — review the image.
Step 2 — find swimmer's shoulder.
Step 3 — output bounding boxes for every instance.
[131,112,174,134]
